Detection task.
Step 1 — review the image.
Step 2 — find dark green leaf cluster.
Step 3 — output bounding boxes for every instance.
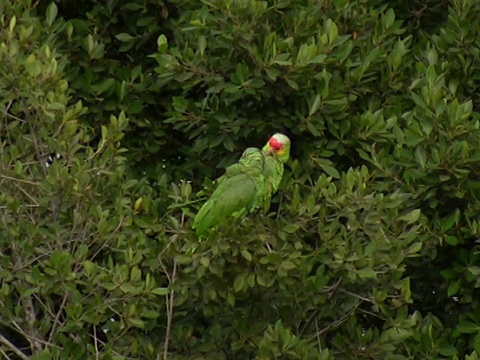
[2,0,480,359]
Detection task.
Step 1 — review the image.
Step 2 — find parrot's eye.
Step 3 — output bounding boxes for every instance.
[269,138,282,150]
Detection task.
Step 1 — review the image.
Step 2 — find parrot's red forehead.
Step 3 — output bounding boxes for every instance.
[268,137,283,150]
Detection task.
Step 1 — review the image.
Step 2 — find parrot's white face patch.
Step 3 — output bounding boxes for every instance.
[271,133,290,146]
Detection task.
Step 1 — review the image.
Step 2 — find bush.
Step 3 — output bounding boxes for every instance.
[2,0,480,359]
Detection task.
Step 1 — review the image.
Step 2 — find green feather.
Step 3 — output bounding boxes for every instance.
[193,134,291,236]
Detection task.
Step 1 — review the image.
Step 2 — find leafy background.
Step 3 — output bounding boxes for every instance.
[1,0,480,359]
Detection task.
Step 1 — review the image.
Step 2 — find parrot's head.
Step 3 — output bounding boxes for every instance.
[263,133,291,162]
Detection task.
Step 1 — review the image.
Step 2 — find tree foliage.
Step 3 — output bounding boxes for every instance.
[1,0,480,359]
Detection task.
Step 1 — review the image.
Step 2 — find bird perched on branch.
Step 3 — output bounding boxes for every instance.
[193,133,291,236]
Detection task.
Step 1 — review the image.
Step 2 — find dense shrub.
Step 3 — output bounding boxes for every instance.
[2,0,480,359]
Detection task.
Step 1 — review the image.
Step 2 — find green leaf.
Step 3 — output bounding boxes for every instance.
[234,274,246,292]
[319,163,340,178]
[309,95,321,116]
[130,267,141,282]
[240,249,252,261]
[9,15,16,33]
[281,261,296,270]
[46,2,58,26]
[115,33,135,42]
[445,235,459,246]
[273,60,292,66]
[357,268,377,279]
[282,224,299,234]
[406,242,422,255]
[398,209,421,224]
[127,318,145,328]
[157,34,168,52]
[468,266,480,276]
[457,321,479,334]
[438,346,457,356]
[415,146,427,168]
[257,274,271,287]
[151,287,169,295]
[226,292,235,306]
[427,48,438,66]
[447,279,461,297]
[92,78,115,94]
[198,35,207,56]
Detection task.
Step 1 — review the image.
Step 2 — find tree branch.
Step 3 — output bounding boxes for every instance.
[0,333,29,360]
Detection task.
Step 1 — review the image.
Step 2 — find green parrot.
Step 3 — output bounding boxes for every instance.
[193,133,291,236]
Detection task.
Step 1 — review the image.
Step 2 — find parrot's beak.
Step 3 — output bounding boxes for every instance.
[265,146,274,155]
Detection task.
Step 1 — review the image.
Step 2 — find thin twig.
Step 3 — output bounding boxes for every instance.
[7,320,56,348]
[0,174,40,186]
[13,182,39,207]
[90,216,125,261]
[0,346,13,360]
[48,294,69,344]
[298,278,342,337]
[0,333,29,360]
[163,260,177,360]
[0,205,39,209]
[314,318,322,352]
[93,325,99,360]
[28,116,48,177]
[0,108,26,123]
[307,304,359,342]
[276,193,283,220]
[86,137,107,161]
[339,288,376,303]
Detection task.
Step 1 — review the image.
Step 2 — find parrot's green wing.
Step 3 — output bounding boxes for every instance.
[193,148,265,236]
[263,155,284,202]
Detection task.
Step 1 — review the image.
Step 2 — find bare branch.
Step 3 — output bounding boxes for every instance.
[48,294,69,344]
[23,296,44,353]
[93,326,99,360]
[0,333,30,360]
[307,304,359,342]
[163,260,177,360]
[0,108,26,123]
[0,174,40,186]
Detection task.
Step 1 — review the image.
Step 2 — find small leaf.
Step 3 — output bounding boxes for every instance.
[273,60,292,66]
[200,257,210,267]
[427,48,438,66]
[415,146,427,168]
[319,163,340,178]
[309,95,321,116]
[447,279,461,297]
[134,197,143,211]
[115,33,135,42]
[233,274,245,292]
[398,209,421,224]
[46,3,58,26]
[151,287,169,295]
[127,318,145,328]
[130,267,141,282]
[157,34,168,52]
[9,16,16,33]
[282,224,299,234]
[406,242,422,254]
[240,249,252,261]
[468,266,480,276]
[281,261,296,270]
[457,321,479,334]
[92,78,115,94]
[198,35,207,56]
[438,347,457,356]
[445,235,459,246]
[357,268,377,279]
